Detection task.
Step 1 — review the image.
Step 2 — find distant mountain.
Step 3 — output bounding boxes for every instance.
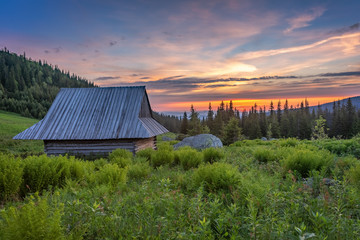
[309,96,360,113]
[0,48,96,119]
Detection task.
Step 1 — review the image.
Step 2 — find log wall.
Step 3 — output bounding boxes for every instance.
[135,137,156,152]
[44,139,140,157]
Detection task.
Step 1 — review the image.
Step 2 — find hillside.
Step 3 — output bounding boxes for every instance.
[0,110,43,155]
[0,48,96,119]
[309,96,360,112]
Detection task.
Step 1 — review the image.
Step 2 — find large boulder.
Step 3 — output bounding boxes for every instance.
[174,134,223,150]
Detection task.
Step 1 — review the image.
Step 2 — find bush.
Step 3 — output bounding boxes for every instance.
[109,149,133,168]
[94,164,127,188]
[157,142,173,151]
[348,163,360,188]
[278,138,299,147]
[193,163,241,192]
[281,149,333,177]
[333,156,358,179]
[135,148,155,161]
[202,148,224,164]
[22,155,72,194]
[128,161,152,180]
[151,150,174,168]
[0,154,23,201]
[175,147,203,170]
[253,148,277,163]
[0,193,64,240]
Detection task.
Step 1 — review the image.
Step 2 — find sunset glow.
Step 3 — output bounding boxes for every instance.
[1,0,359,113]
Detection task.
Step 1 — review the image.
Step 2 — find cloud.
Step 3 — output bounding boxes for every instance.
[284,7,326,33]
[235,32,360,61]
[328,23,359,35]
[94,76,120,81]
[44,50,50,54]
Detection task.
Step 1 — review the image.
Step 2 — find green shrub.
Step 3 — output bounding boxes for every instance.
[22,155,72,194]
[193,163,241,192]
[110,156,132,168]
[95,163,127,188]
[109,149,133,168]
[253,148,277,163]
[278,138,299,147]
[109,148,133,160]
[348,163,360,188]
[128,161,152,180]
[202,148,225,164]
[135,148,155,161]
[0,154,23,201]
[333,156,358,179]
[281,149,333,177]
[175,147,203,170]
[0,193,64,240]
[157,141,173,151]
[151,150,174,168]
[92,158,108,170]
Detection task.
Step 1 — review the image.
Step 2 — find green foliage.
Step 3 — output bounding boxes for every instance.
[157,141,173,151]
[93,163,127,188]
[281,148,333,177]
[0,193,64,240]
[128,158,152,180]
[22,155,71,194]
[312,138,360,158]
[202,147,224,164]
[253,147,277,163]
[222,117,242,145]
[0,153,23,201]
[312,116,329,140]
[278,138,300,147]
[175,147,203,170]
[135,147,155,161]
[109,148,133,168]
[2,138,360,239]
[151,149,174,168]
[193,162,241,192]
[348,163,360,188]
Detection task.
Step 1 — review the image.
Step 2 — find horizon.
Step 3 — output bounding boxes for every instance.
[1,0,359,112]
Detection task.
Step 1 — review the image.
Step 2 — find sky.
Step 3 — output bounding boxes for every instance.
[1,0,359,112]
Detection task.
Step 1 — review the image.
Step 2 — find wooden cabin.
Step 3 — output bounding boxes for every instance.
[14,86,168,156]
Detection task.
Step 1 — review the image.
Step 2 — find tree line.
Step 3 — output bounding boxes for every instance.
[175,98,360,145]
[0,48,96,119]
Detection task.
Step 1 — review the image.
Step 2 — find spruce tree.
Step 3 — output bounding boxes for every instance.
[223,117,242,145]
[180,111,188,134]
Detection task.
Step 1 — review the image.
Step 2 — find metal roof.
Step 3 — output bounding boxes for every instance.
[14,87,168,140]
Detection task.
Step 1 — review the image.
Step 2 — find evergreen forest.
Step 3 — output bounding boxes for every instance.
[0,48,96,119]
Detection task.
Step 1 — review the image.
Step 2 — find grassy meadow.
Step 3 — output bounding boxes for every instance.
[0,111,43,156]
[0,111,360,239]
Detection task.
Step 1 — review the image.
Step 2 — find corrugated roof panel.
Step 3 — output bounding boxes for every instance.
[14,87,168,140]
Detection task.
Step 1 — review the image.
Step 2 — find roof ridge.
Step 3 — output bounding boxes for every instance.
[60,86,145,90]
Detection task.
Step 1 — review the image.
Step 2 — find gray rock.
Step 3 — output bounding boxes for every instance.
[162,136,174,141]
[261,137,267,141]
[174,134,223,150]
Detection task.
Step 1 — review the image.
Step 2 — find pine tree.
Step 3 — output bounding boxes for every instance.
[188,105,202,136]
[223,117,242,145]
[207,102,214,132]
[180,112,188,134]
